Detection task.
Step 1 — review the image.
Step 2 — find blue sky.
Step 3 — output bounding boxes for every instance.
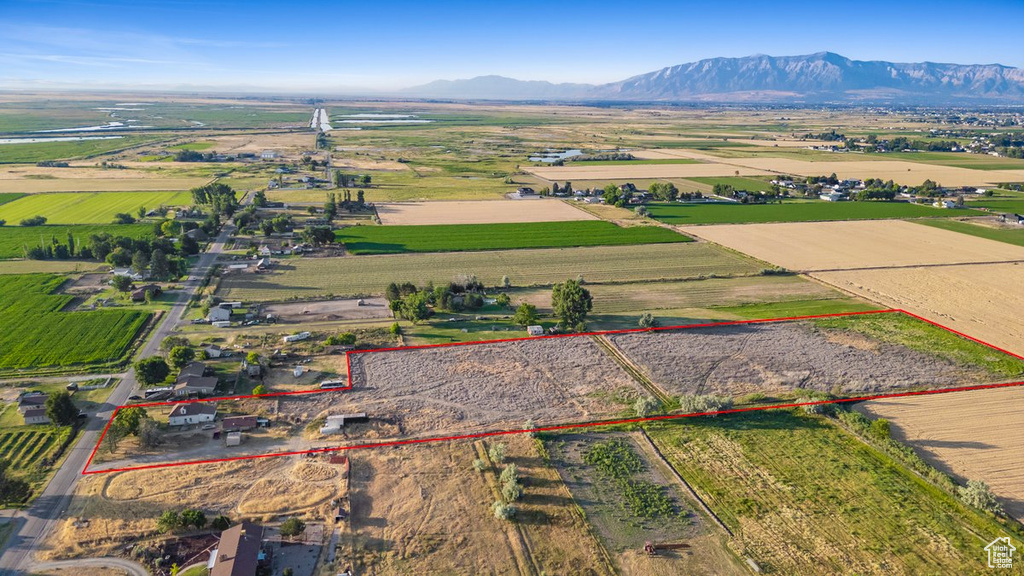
[1,0,1022,91]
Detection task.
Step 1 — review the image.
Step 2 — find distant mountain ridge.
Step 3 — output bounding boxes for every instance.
[404,52,1024,104]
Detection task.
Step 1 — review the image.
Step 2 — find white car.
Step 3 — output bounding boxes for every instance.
[202,424,217,430]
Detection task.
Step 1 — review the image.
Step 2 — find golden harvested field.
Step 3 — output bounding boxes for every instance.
[0,177,210,193]
[815,263,1024,357]
[857,386,1024,522]
[686,220,1024,270]
[217,242,763,301]
[697,157,1024,187]
[375,199,597,225]
[201,132,316,155]
[526,162,769,180]
[688,220,1024,356]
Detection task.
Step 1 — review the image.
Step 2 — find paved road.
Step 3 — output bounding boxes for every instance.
[30,557,148,576]
[0,225,234,576]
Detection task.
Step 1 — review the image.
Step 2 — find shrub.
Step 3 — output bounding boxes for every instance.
[869,418,891,440]
[677,394,733,416]
[492,500,516,520]
[156,510,181,533]
[20,215,47,227]
[958,480,1004,515]
[389,322,401,335]
[326,332,357,346]
[211,515,231,530]
[280,517,306,537]
[633,396,660,417]
[488,443,506,464]
[472,458,486,472]
[637,312,657,328]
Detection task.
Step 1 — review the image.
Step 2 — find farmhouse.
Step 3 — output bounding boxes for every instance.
[208,306,231,322]
[260,150,278,160]
[209,521,268,576]
[168,403,217,426]
[203,344,224,358]
[178,361,208,380]
[17,393,50,424]
[184,228,209,242]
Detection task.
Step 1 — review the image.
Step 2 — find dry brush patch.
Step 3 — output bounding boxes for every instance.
[607,320,991,399]
[526,163,769,181]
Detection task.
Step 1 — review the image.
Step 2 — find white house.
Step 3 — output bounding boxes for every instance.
[819,193,843,202]
[203,344,223,358]
[208,306,231,322]
[168,403,217,426]
[934,200,957,209]
[260,150,278,160]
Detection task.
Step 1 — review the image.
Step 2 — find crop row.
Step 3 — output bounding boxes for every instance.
[0,430,55,470]
[0,274,151,370]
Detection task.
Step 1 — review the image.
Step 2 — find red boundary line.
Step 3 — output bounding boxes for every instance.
[81,309,1024,475]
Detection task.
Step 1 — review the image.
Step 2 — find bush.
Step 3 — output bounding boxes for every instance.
[869,418,891,440]
[958,480,1004,515]
[389,322,402,335]
[472,458,486,472]
[326,332,356,346]
[492,500,516,520]
[677,394,733,416]
[211,515,231,530]
[637,312,658,328]
[488,443,506,464]
[156,510,181,533]
[633,396,660,417]
[280,517,306,537]
[20,215,47,227]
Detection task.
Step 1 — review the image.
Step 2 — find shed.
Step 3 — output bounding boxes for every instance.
[22,407,50,425]
[225,431,242,447]
[527,325,544,336]
[208,307,231,322]
[223,415,258,431]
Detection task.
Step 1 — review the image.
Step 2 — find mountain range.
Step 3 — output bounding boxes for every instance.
[405,52,1024,104]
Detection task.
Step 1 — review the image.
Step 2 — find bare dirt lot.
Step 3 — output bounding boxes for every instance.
[375,199,596,225]
[687,220,1024,356]
[856,386,1024,522]
[607,320,990,398]
[44,456,344,560]
[202,132,316,157]
[263,298,391,323]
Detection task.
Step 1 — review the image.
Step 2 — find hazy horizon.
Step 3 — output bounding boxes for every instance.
[2,0,1023,93]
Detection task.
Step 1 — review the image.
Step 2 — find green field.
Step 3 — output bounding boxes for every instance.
[0,193,25,206]
[965,198,1024,212]
[0,191,192,224]
[814,312,1024,378]
[0,274,150,371]
[916,219,1024,247]
[647,410,1020,574]
[644,200,978,225]
[687,176,774,192]
[0,136,163,163]
[336,221,690,255]
[0,223,153,259]
[218,242,763,301]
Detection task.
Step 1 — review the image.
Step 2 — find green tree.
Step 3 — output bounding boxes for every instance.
[488,443,506,464]
[252,384,268,396]
[45,391,78,426]
[112,274,133,294]
[180,508,207,529]
[494,293,511,309]
[160,220,179,237]
[113,406,149,436]
[301,226,334,247]
[246,351,260,365]
[492,500,516,520]
[602,184,620,205]
[0,460,31,506]
[157,510,181,533]
[512,303,538,327]
[633,396,660,417]
[131,250,149,275]
[389,322,402,335]
[134,356,170,386]
[280,517,306,538]
[399,291,432,324]
[168,346,195,370]
[638,312,657,329]
[551,279,592,331]
[149,249,170,280]
[211,515,231,531]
